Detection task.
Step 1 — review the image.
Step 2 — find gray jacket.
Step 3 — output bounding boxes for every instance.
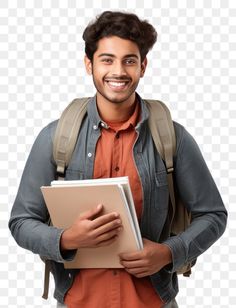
[9,95,227,304]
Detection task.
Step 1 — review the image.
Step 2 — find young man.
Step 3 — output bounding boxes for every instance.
[9,11,227,308]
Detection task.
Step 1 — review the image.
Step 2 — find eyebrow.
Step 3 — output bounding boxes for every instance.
[98,53,139,59]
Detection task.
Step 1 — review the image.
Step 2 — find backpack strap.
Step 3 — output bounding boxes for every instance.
[53,97,90,179]
[42,259,51,299]
[145,99,177,225]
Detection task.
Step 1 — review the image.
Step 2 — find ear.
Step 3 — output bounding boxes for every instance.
[84,55,93,75]
[140,57,148,78]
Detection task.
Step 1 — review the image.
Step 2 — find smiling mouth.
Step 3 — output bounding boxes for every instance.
[105,79,130,90]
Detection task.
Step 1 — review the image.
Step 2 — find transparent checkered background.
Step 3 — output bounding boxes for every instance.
[1,0,235,307]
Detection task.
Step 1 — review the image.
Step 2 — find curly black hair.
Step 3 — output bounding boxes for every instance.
[82,11,157,62]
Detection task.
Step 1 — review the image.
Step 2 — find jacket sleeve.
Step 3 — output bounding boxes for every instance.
[163,125,227,272]
[8,121,75,262]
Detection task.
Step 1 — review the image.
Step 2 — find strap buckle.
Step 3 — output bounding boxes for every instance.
[167,167,174,174]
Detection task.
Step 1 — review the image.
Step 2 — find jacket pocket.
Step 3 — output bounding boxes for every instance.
[152,171,169,212]
[65,169,85,180]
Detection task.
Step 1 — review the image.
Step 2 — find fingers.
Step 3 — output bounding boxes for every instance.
[96,231,118,247]
[119,251,150,277]
[80,204,104,220]
[119,251,142,261]
[120,258,150,278]
[120,259,144,269]
[121,260,150,277]
[93,217,122,237]
[72,205,123,249]
[83,205,122,236]
[80,205,121,231]
[92,211,120,229]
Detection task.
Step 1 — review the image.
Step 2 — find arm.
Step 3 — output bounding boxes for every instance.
[9,122,122,262]
[120,125,227,277]
[163,125,228,272]
[9,122,123,262]
[8,122,66,261]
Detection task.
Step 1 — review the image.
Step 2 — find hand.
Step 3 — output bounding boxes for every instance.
[119,238,172,278]
[60,204,122,251]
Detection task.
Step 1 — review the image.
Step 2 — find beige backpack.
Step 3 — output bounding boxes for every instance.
[42,97,194,299]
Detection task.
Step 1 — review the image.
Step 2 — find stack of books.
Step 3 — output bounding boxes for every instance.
[41,176,143,269]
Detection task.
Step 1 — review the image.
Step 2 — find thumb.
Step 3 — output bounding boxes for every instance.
[80,204,103,220]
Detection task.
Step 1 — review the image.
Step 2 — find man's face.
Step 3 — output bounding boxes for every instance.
[84,36,147,106]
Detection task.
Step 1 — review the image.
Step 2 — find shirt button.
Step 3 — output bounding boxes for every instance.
[115,166,119,172]
[88,152,92,158]
[116,133,120,139]
[101,122,108,129]
[68,273,72,279]
[93,125,98,130]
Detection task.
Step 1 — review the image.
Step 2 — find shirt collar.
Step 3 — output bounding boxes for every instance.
[86,93,149,130]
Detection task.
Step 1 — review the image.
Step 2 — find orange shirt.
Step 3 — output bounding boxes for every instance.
[64,102,164,308]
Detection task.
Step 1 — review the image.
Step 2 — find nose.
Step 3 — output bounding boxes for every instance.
[111,61,127,77]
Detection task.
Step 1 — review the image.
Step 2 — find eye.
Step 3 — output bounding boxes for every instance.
[101,58,113,64]
[124,58,137,65]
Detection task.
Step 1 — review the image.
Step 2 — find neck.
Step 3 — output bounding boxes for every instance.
[96,93,137,123]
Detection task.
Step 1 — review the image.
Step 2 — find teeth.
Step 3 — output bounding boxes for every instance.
[107,81,127,87]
